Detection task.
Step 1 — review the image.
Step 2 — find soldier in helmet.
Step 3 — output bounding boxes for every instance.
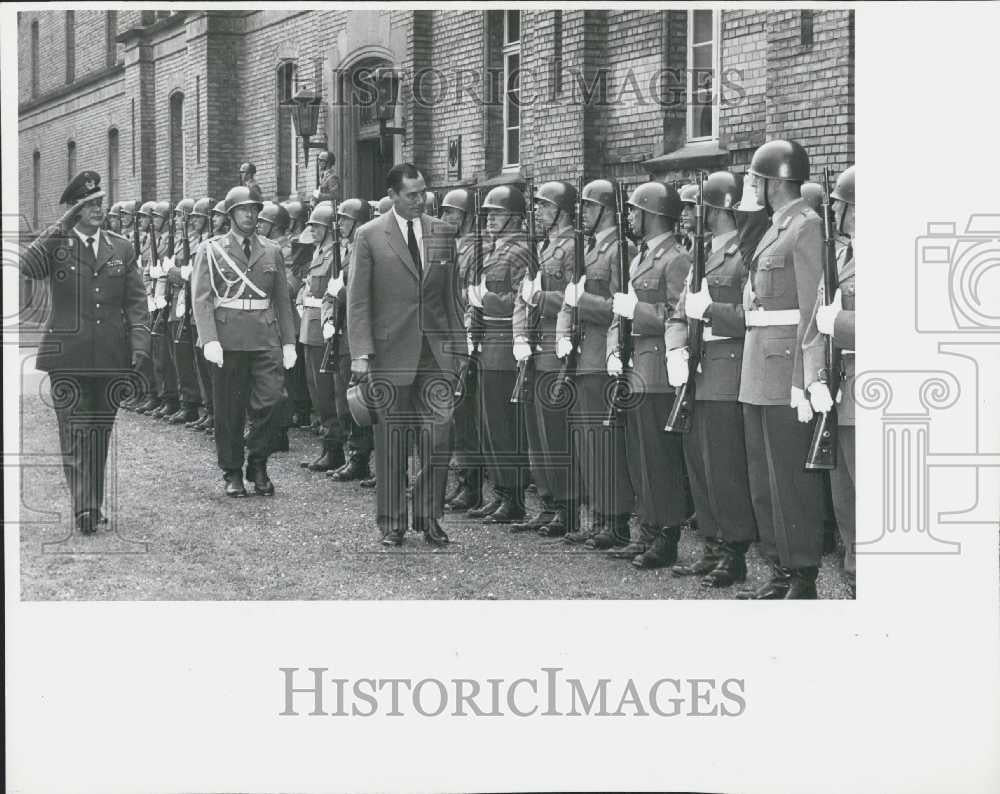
[726,139,827,600]
[184,196,217,432]
[313,151,341,206]
[190,185,298,497]
[678,183,700,251]
[555,178,636,547]
[210,199,230,237]
[604,180,692,566]
[800,182,825,214]
[239,162,262,202]
[664,172,758,585]
[803,165,856,598]
[280,198,314,430]
[106,202,122,234]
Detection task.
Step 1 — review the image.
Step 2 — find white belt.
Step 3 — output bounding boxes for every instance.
[842,349,855,356]
[482,315,513,322]
[214,297,271,310]
[302,296,324,308]
[745,308,801,327]
[703,328,734,342]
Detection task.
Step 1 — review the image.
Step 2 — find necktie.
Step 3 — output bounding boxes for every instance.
[86,236,96,259]
[243,238,252,262]
[407,220,422,272]
[586,235,596,253]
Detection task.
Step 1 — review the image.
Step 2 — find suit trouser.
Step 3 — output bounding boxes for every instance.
[212,348,284,471]
[479,369,529,499]
[684,400,757,543]
[626,392,690,528]
[336,352,373,457]
[49,372,119,518]
[151,323,178,402]
[167,321,203,408]
[742,403,826,569]
[830,425,856,573]
[527,370,578,505]
[303,344,338,445]
[373,341,455,533]
[572,373,634,518]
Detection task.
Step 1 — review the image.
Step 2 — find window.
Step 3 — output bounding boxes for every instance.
[800,10,815,46]
[105,11,118,67]
[169,93,185,203]
[30,20,39,97]
[65,11,75,84]
[195,75,201,163]
[32,151,41,228]
[108,129,119,206]
[687,9,720,141]
[276,61,298,199]
[67,140,76,181]
[502,11,521,167]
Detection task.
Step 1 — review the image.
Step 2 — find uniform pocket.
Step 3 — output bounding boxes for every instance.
[706,344,740,399]
[756,255,788,299]
[763,338,794,400]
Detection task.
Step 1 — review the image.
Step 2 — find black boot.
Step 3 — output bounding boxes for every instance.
[303,444,346,473]
[784,567,819,599]
[633,525,681,569]
[608,522,657,559]
[223,469,247,498]
[152,400,178,419]
[329,453,370,482]
[483,495,526,525]
[585,514,630,550]
[468,496,503,520]
[509,502,556,534]
[672,538,723,576]
[565,513,602,545]
[168,406,200,425]
[538,503,576,538]
[701,541,748,588]
[446,485,483,513]
[737,564,792,600]
[246,458,275,496]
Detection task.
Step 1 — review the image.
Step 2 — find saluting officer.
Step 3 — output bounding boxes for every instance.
[731,139,826,600]
[465,185,532,525]
[511,181,580,537]
[20,171,151,534]
[803,165,856,598]
[191,186,297,497]
[184,196,217,432]
[555,178,636,547]
[606,181,692,567]
[665,172,758,585]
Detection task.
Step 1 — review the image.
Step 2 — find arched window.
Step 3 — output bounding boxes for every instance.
[67,140,76,182]
[169,92,185,203]
[276,61,298,199]
[108,129,120,205]
[32,151,41,228]
[30,20,39,97]
[65,11,75,84]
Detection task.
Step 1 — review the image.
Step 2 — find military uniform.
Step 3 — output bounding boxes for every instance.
[286,230,314,423]
[164,227,204,420]
[142,226,178,412]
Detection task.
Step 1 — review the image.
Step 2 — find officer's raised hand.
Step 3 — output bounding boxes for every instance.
[204,340,224,368]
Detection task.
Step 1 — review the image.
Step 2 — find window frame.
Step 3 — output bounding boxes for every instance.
[65,10,75,84]
[502,11,521,169]
[686,8,721,143]
[67,140,76,183]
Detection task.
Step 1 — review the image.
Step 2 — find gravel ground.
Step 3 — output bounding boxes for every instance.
[18,379,852,600]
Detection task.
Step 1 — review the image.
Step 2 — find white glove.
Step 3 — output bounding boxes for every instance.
[322,322,335,340]
[791,386,814,423]
[684,286,712,320]
[816,288,842,335]
[296,304,304,318]
[149,265,163,279]
[513,341,533,362]
[180,265,193,281]
[154,296,167,310]
[467,334,476,356]
[160,256,175,271]
[282,344,297,370]
[325,272,345,297]
[520,270,542,305]
[467,277,485,309]
[607,352,623,377]
[204,340,224,368]
[808,381,834,413]
[612,288,637,319]
[147,296,156,312]
[666,347,690,388]
[564,275,586,308]
[556,337,574,359]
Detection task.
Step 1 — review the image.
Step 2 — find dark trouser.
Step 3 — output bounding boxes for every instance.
[151,323,177,402]
[450,361,483,491]
[626,392,690,528]
[572,373,634,517]
[212,348,284,471]
[373,340,454,533]
[287,341,311,416]
[480,369,529,498]
[168,321,203,409]
[527,370,578,504]
[193,336,214,414]
[304,343,337,444]
[48,372,120,518]
[684,400,757,543]
[742,403,826,569]
[831,425,856,573]
[336,353,373,457]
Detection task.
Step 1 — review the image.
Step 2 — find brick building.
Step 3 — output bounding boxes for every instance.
[18,8,853,229]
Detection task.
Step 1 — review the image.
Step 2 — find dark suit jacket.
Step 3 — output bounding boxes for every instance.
[347,211,462,385]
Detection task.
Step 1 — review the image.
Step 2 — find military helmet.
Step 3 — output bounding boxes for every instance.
[535,180,577,214]
[831,165,855,205]
[377,196,393,215]
[119,199,137,219]
[173,198,196,218]
[107,202,122,219]
[800,182,825,213]
[482,185,526,215]
[223,185,264,215]
[749,139,810,182]
[258,201,290,231]
[211,200,228,217]
[337,198,370,224]
[136,200,155,218]
[441,188,472,213]
[700,172,740,211]
[678,183,700,205]
[306,201,336,229]
[581,179,618,211]
[282,200,304,225]
[627,181,682,221]
[192,197,215,219]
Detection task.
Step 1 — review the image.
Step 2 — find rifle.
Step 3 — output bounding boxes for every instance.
[318,219,343,374]
[455,188,483,400]
[554,176,586,402]
[150,215,165,336]
[604,183,634,427]
[173,213,192,344]
[664,171,706,434]
[805,167,840,471]
[131,202,141,257]
[510,177,539,404]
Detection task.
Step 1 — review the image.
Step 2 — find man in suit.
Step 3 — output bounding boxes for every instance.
[191,186,297,497]
[347,163,462,547]
[20,170,152,534]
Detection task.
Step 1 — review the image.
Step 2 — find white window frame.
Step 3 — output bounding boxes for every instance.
[686,9,721,142]
[502,11,521,169]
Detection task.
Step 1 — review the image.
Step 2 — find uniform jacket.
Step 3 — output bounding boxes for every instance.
[473,233,531,372]
[512,226,577,372]
[729,197,823,407]
[141,228,172,306]
[320,240,354,357]
[608,235,691,394]
[22,225,151,373]
[456,235,478,318]
[297,240,339,346]
[347,211,462,385]
[190,230,296,351]
[802,243,855,425]
[556,230,635,375]
[664,235,747,402]
[165,231,201,324]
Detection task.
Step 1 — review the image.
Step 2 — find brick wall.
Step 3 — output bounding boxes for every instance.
[720,9,768,169]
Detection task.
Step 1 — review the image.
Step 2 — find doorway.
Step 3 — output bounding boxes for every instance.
[356,138,393,204]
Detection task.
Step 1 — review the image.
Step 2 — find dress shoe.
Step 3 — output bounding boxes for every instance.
[736,566,792,599]
[701,542,748,588]
[245,459,275,496]
[467,497,503,520]
[482,499,525,525]
[381,528,405,547]
[607,523,657,559]
[784,567,819,599]
[303,446,346,473]
[633,526,681,569]
[446,486,482,512]
[671,538,723,576]
[185,413,206,429]
[152,401,178,419]
[508,508,555,534]
[417,518,450,547]
[329,456,370,482]
[168,407,200,425]
[223,470,247,498]
[137,397,162,414]
[360,476,377,488]
[75,509,99,535]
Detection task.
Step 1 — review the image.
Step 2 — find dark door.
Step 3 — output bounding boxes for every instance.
[357,138,393,204]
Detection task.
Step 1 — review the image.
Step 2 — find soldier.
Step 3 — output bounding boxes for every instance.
[510,181,580,537]
[281,198,314,429]
[800,182,825,213]
[678,183,700,251]
[465,185,532,524]
[727,139,826,600]
[210,199,230,237]
[803,165,856,598]
[313,151,342,206]
[555,179,636,546]
[190,186,297,497]
[605,181,692,566]
[20,170,151,534]
[323,198,375,482]
[146,200,180,420]
[106,202,122,234]
[118,199,144,412]
[240,161,262,201]
[665,172,758,584]
[184,196,217,432]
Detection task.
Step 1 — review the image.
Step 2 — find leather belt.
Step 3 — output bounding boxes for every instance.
[745,308,801,327]
[214,297,271,310]
[302,296,324,308]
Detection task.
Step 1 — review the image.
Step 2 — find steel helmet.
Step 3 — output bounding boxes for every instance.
[337,198,370,224]
[679,183,701,205]
[800,182,824,212]
[282,200,304,225]
[482,185,526,215]
[441,188,473,214]
[377,196,393,215]
[831,166,855,205]
[224,185,264,215]
[627,181,682,221]
[119,200,137,223]
[298,201,335,245]
[258,201,290,232]
[151,201,172,220]
[192,196,215,219]
[211,200,227,216]
[701,172,740,211]
[749,139,810,182]
[535,180,577,214]
[107,202,122,219]
[581,179,618,211]
[173,198,195,218]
